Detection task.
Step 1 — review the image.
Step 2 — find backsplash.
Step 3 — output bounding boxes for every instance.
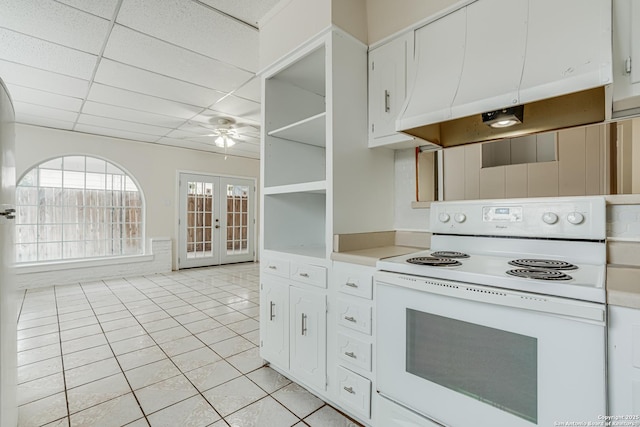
[607,204,640,240]
[394,148,430,231]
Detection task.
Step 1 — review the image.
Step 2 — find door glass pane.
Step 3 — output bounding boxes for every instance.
[225,184,249,255]
[186,180,214,260]
[406,309,537,423]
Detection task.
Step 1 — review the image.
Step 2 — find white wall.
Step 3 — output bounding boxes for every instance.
[394,148,430,231]
[366,0,460,44]
[15,124,260,271]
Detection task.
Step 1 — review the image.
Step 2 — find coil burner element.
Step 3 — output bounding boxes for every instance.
[508,259,578,270]
[406,257,462,267]
[506,268,573,281]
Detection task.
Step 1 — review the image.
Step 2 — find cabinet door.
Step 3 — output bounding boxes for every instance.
[608,305,640,415]
[290,286,326,390]
[368,35,411,144]
[260,278,289,369]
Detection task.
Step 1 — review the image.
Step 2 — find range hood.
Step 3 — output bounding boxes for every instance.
[397,0,613,149]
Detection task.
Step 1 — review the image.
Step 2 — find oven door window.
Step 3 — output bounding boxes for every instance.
[406,309,537,423]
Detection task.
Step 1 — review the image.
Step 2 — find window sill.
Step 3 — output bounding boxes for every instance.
[16,254,155,275]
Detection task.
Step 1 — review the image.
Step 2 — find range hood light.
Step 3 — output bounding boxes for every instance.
[482,105,524,128]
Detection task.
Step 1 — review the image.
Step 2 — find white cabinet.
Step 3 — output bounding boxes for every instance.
[608,305,640,414]
[330,262,376,422]
[290,286,327,390]
[260,259,327,392]
[613,0,640,116]
[368,33,414,147]
[260,277,289,369]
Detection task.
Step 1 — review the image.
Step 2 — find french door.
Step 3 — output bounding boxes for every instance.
[178,173,255,269]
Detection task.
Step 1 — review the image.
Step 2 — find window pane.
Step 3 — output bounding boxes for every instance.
[20,169,38,187]
[86,157,106,173]
[16,187,38,206]
[63,171,85,189]
[86,173,105,190]
[40,158,62,170]
[39,169,62,188]
[64,156,85,172]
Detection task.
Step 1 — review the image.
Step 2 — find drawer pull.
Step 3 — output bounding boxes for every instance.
[299,273,310,278]
[345,282,358,288]
[268,265,277,270]
[343,386,355,394]
[269,301,275,321]
[344,351,357,359]
[344,316,356,323]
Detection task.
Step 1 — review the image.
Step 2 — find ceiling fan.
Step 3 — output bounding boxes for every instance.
[188,116,259,149]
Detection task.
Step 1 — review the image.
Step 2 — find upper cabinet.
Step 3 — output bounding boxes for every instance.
[396,0,612,148]
[368,33,414,148]
[612,0,640,117]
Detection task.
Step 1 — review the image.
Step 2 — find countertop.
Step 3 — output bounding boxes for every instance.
[331,245,423,267]
[607,265,640,309]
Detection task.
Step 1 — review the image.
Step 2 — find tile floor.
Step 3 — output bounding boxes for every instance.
[16,262,362,427]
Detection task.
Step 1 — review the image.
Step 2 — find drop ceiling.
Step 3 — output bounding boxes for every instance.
[0,0,282,159]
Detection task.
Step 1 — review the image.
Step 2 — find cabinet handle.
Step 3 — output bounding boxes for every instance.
[269,301,275,321]
[268,265,277,270]
[344,316,356,323]
[344,351,357,359]
[384,90,390,113]
[301,313,308,336]
[299,273,309,278]
[343,386,355,394]
[345,282,358,288]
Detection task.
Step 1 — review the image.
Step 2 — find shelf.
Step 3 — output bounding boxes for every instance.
[264,181,326,195]
[268,112,326,147]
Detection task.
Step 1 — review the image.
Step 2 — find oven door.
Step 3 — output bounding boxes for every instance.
[376,273,606,427]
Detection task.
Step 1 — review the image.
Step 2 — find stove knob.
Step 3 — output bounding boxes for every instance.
[542,212,559,225]
[454,213,467,223]
[567,212,584,225]
[438,213,450,223]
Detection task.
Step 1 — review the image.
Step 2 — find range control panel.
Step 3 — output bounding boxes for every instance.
[430,196,606,240]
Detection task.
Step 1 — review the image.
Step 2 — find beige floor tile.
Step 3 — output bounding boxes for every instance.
[146,395,220,427]
[69,393,143,427]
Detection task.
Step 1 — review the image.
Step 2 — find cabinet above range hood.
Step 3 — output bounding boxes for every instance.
[397,0,613,150]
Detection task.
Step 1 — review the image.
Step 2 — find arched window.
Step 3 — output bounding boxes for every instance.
[15,155,144,263]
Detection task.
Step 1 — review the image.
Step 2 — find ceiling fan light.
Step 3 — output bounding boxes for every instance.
[215,136,225,147]
[225,137,236,147]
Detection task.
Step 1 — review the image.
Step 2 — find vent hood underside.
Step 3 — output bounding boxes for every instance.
[397,0,612,149]
[404,87,607,148]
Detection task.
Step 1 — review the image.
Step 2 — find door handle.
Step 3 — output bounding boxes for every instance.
[301,313,308,336]
[215,225,220,229]
[269,301,275,321]
[384,90,390,113]
[0,208,15,220]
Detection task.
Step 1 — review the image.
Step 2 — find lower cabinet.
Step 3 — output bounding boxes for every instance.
[290,285,327,390]
[260,257,327,393]
[330,262,376,423]
[260,277,289,369]
[608,305,640,414]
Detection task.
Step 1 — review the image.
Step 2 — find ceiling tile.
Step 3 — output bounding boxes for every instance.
[15,114,75,131]
[117,0,258,72]
[0,28,97,79]
[156,136,259,159]
[103,25,254,93]
[74,124,160,143]
[0,60,89,98]
[7,84,83,112]
[87,84,203,119]
[210,95,261,122]
[233,77,260,102]
[94,59,225,108]
[199,0,282,27]
[55,0,120,20]
[0,0,111,54]
[81,101,187,128]
[14,102,79,122]
[76,114,172,137]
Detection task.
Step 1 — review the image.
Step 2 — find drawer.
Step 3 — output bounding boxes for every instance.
[262,257,289,279]
[337,298,372,335]
[335,268,373,300]
[290,263,327,289]
[337,332,372,372]
[337,366,371,419]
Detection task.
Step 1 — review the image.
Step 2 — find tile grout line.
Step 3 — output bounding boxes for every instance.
[53,283,72,426]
